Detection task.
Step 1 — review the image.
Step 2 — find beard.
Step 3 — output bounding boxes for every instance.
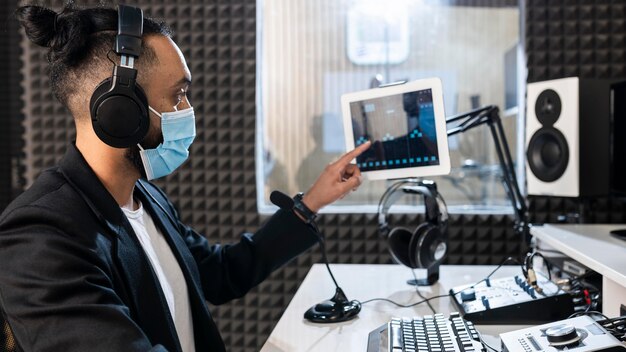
[125,123,163,178]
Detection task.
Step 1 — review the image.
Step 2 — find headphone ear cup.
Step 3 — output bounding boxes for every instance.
[413,226,446,268]
[408,223,431,268]
[387,227,416,268]
[90,76,149,148]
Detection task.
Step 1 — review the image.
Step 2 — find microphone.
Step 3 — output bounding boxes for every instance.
[269,190,294,210]
[270,191,361,323]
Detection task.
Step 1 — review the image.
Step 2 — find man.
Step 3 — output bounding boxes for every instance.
[0,4,370,351]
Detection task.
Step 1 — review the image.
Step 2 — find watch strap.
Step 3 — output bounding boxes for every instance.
[293,193,317,224]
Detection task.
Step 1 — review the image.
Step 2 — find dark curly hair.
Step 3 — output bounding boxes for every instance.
[15,3,172,110]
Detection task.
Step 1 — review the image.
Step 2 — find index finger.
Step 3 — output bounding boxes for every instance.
[336,140,372,166]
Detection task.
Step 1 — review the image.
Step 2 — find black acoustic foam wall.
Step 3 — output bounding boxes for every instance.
[1,1,22,350]
[0,0,22,212]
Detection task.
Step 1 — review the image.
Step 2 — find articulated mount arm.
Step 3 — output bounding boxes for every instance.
[446,105,529,243]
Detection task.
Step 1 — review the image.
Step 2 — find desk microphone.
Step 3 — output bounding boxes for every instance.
[270,191,361,323]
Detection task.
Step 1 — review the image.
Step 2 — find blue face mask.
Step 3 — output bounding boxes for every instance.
[138,106,196,180]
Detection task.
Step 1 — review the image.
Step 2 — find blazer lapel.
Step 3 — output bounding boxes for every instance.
[114,223,183,352]
[136,189,203,285]
[136,182,224,352]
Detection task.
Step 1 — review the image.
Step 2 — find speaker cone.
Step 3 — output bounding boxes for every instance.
[535,89,562,126]
[527,127,569,182]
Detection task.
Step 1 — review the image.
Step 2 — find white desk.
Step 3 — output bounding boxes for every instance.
[531,224,626,317]
[261,264,528,352]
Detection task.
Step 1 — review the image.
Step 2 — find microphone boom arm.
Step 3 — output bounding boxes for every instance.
[446,105,529,244]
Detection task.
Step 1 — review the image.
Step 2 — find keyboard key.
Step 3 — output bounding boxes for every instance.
[390,324,403,349]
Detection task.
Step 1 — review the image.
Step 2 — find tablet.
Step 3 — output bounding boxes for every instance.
[342,78,451,180]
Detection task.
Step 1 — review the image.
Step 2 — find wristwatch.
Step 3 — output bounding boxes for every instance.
[293,192,317,224]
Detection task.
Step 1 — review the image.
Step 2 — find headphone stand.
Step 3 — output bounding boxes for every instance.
[406,263,440,286]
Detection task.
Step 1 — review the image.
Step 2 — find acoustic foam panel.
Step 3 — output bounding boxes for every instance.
[0,0,23,212]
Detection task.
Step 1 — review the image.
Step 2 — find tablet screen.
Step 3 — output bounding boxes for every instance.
[350,88,440,172]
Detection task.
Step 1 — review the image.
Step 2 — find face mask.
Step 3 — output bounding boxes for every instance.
[138,106,196,180]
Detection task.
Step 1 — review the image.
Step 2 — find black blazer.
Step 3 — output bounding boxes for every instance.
[0,144,318,351]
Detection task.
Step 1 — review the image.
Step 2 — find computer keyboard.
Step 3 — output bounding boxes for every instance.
[367,312,486,352]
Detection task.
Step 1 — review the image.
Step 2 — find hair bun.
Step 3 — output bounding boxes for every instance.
[15,5,58,47]
[16,5,100,66]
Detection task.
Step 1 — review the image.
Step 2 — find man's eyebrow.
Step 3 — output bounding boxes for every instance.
[172,77,192,88]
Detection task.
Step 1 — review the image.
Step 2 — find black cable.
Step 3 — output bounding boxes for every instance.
[568,310,610,320]
[358,294,451,308]
[524,251,551,281]
[601,317,626,340]
[594,311,622,332]
[596,315,624,333]
[455,256,521,295]
[567,269,597,283]
[411,269,437,314]
[359,256,520,308]
[564,270,601,310]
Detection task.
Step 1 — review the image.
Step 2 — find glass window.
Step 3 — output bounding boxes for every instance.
[256,0,524,214]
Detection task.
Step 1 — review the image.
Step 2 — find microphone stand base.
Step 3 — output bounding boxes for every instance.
[304,287,361,323]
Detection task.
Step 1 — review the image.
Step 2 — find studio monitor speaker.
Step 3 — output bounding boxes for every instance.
[526,77,621,197]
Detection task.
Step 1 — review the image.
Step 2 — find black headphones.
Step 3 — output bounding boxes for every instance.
[377,179,449,269]
[90,5,149,148]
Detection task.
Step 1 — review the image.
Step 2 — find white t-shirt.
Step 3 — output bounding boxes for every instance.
[122,201,196,352]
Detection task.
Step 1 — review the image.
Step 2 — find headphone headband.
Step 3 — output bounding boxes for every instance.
[115,5,144,58]
[377,180,448,236]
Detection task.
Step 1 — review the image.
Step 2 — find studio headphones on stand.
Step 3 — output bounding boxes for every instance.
[90,5,150,148]
[377,179,449,285]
